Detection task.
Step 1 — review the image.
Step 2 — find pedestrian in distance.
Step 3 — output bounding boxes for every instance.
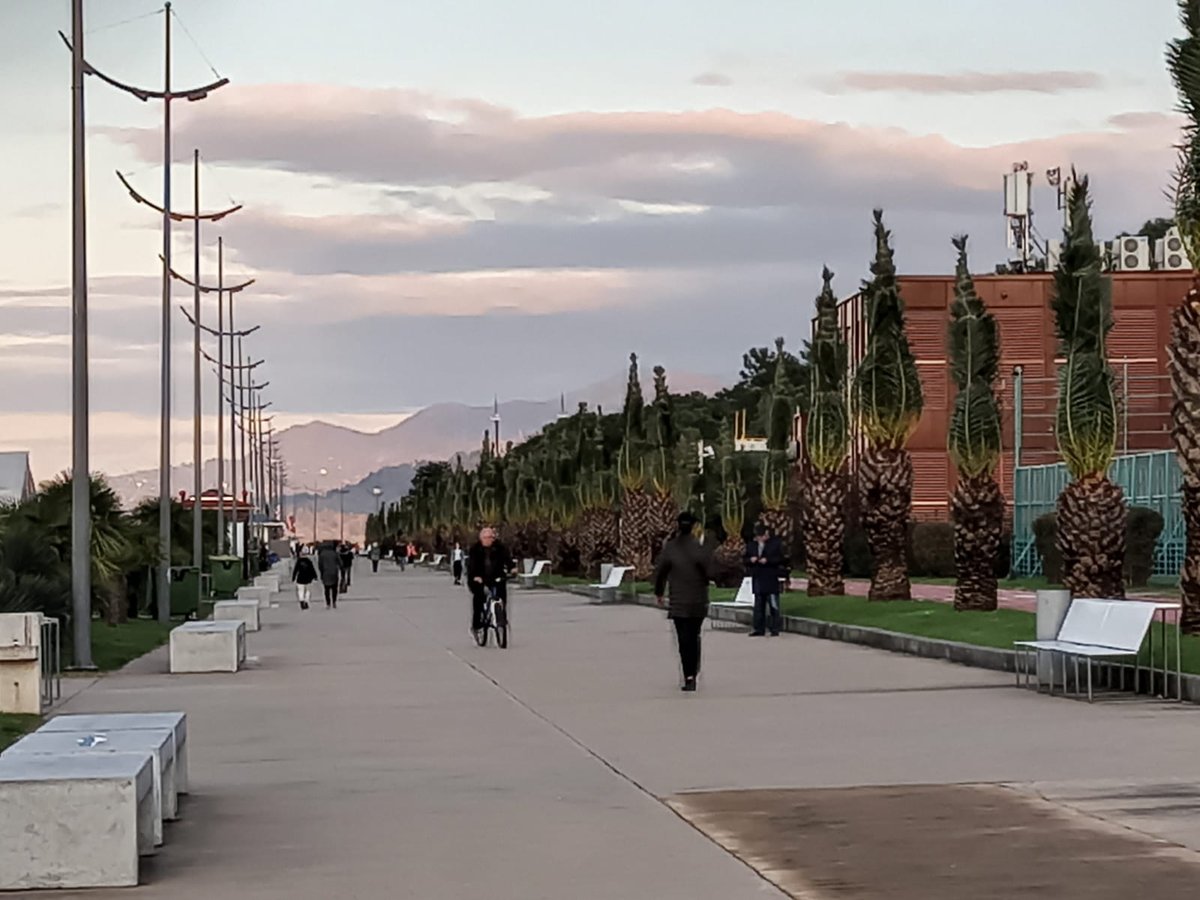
[654,511,715,692]
[317,541,341,609]
[369,544,381,573]
[744,523,785,637]
[291,550,317,610]
[452,542,465,585]
[395,543,407,570]
[338,542,354,593]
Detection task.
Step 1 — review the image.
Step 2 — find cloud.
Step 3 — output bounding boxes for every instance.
[820,70,1106,95]
[692,71,733,87]
[1109,111,1184,131]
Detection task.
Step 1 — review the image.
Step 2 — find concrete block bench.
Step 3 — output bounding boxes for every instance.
[170,621,246,674]
[41,712,189,794]
[237,585,270,608]
[214,598,261,633]
[254,573,280,594]
[0,752,157,890]
[4,727,177,840]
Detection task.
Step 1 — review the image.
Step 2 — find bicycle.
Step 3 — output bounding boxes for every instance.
[474,584,508,649]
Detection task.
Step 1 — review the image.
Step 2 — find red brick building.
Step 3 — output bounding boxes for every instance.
[833,272,1184,520]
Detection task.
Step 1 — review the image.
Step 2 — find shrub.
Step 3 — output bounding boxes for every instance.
[1031,507,1161,589]
[995,531,1013,580]
[1125,506,1164,588]
[909,522,956,578]
[843,525,872,578]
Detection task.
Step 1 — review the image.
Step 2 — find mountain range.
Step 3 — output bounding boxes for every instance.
[107,370,725,510]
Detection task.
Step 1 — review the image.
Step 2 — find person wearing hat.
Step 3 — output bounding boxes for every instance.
[653,510,715,692]
[744,523,785,636]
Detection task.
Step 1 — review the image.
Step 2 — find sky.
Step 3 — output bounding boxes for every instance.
[0,0,1186,479]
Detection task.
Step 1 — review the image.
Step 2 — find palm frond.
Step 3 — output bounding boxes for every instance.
[805,266,850,473]
[947,235,1002,476]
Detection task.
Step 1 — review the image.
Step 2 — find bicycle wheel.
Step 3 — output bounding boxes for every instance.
[475,614,489,647]
[495,602,508,649]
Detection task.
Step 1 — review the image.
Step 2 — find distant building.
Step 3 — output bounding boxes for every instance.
[0,451,35,505]
[823,271,1183,520]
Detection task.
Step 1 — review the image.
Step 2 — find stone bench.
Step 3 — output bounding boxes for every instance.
[518,560,550,589]
[4,727,177,842]
[170,620,246,674]
[0,752,157,890]
[237,585,270,608]
[214,598,261,632]
[41,712,189,795]
[254,573,280,594]
[590,565,632,604]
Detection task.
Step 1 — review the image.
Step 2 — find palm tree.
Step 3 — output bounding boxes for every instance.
[1167,0,1200,632]
[714,421,747,584]
[947,236,1004,611]
[757,342,795,552]
[802,267,850,596]
[852,211,924,600]
[646,366,678,564]
[1051,175,1126,598]
[618,353,653,579]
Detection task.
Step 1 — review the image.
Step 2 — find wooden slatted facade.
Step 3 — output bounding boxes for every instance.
[829,272,1184,521]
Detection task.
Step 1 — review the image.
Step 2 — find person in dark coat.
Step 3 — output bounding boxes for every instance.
[338,542,355,593]
[744,523,785,637]
[653,511,715,692]
[291,551,317,610]
[317,541,341,609]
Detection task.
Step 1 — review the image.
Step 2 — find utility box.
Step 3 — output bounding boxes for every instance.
[169,567,202,619]
[208,555,243,599]
[0,613,43,714]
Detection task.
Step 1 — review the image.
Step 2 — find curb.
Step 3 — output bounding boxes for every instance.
[546,582,1200,702]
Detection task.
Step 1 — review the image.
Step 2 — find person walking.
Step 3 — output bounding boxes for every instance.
[369,544,381,573]
[744,523,785,637]
[291,550,317,610]
[317,541,341,609]
[653,511,714,692]
[395,542,407,570]
[451,542,465,585]
[338,542,355,593]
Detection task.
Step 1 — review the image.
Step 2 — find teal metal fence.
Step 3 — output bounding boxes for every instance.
[1012,450,1183,577]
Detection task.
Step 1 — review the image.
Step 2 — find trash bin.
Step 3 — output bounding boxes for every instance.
[169,567,201,619]
[208,555,243,599]
[1035,589,1072,687]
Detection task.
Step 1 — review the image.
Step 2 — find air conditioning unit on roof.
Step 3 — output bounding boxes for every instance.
[1111,235,1150,272]
[1155,226,1192,271]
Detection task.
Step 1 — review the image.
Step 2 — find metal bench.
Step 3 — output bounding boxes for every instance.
[518,560,550,589]
[0,752,158,890]
[1014,598,1165,702]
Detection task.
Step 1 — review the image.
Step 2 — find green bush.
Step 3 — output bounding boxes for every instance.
[1031,507,1162,589]
[1125,506,1164,588]
[908,522,956,578]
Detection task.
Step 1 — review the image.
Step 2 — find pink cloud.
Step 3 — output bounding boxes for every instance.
[821,70,1105,95]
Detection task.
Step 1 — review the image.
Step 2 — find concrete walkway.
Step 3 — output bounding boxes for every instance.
[22,566,1200,898]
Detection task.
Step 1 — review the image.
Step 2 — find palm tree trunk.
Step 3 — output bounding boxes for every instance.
[804,468,846,597]
[859,446,912,601]
[1170,287,1200,633]
[1056,473,1126,599]
[951,472,1003,611]
[1182,481,1200,634]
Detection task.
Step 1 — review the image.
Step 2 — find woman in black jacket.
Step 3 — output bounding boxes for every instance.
[291,552,317,610]
[653,512,715,692]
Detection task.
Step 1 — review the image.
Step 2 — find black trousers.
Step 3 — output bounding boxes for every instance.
[371,560,379,572]
[339,566,351,591]
[753,592,781,635]
[470,582,507,629]
[673,617,704,679]
[323,583,338,607]
[453,560,463,582]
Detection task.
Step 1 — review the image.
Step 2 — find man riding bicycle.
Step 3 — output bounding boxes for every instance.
[466,526,516,638]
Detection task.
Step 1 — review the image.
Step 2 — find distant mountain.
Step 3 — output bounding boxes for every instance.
[108,370,725,507]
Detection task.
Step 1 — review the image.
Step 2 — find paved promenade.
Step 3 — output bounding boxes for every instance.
[21,566,1200,898]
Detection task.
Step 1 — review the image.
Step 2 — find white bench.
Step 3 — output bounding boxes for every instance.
[0,752,158,890]
[431,553,446,568]
[41,712,189,795]
[214,598,261,633]
[1014,598,1158,702]
[237,585,270,609]
[254,573,280,594]
[708,578,755,630]
[518,560,551,589]
[170,620,246,674]
[417,553,430,565]
[590,565,631,603]
[4,728,177,841]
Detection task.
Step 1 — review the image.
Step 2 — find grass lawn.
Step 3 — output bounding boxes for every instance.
[0,712,40,752]
[63,618,174,674]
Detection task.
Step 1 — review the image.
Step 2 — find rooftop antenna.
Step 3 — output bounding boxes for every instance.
[491,396,502,456]
[1003,161,1034,272]
[557,393,568,420]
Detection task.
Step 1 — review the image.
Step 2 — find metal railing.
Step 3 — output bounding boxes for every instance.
[1012,450,1183,577]
[40,616,61,710]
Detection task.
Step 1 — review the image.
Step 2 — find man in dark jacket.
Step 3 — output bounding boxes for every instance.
[337,542,355,593]
[466,527,516,636]
[744,523,785,637]
[653,511,714,692]
[317,541,341,609]
[291,551,317,610]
